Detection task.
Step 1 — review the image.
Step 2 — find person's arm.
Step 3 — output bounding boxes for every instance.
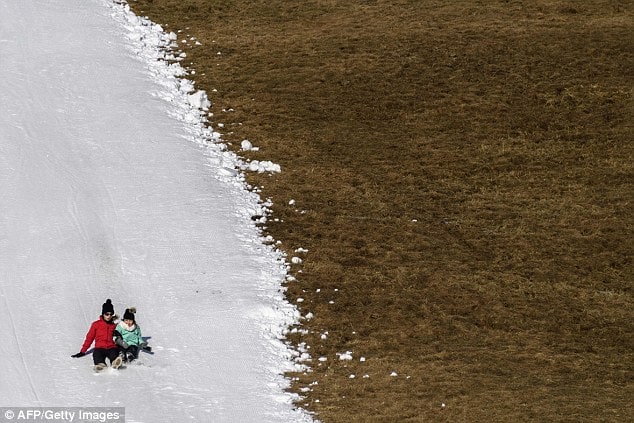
[72,321,96,357]
[80,321,97,353]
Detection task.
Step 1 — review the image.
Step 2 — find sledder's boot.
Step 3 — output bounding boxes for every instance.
[94,363,107,372]
[112,355,123,369]
[126,352,136,363]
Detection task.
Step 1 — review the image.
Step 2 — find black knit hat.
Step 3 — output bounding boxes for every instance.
[123,307,136,322]
[101,299,114,315]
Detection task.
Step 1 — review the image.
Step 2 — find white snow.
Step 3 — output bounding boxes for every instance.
[337,352,353,361]
[188,90,211,111]
[243,160,282,174]
[0,0,313,422]
[240,139,258,152]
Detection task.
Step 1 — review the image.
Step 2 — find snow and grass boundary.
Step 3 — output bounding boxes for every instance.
[105,1,315,419]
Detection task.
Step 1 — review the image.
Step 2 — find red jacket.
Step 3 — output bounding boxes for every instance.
[81,317,118,353]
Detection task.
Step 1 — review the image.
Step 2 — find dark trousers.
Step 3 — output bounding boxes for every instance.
[93,348,119,365]
[123,345,139,361]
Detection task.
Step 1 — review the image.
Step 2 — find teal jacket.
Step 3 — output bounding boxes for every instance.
[116,321,144,347]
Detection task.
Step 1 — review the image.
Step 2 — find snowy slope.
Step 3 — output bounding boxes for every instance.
[0,0,312,421]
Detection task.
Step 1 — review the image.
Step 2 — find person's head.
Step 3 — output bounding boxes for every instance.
[123,308,136,324]
[102,299,115,320]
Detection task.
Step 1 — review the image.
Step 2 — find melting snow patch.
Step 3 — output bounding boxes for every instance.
[188,90,211,111]
[337,351,353,361]
[244,160,282,173]
[240,139,259,151]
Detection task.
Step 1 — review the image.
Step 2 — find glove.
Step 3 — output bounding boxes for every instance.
[142,345,152,352]
[71,352,85,358]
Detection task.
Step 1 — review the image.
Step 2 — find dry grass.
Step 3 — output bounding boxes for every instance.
[128,0,633,421]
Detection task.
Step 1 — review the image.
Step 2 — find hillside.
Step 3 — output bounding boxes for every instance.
[128,1,633,421]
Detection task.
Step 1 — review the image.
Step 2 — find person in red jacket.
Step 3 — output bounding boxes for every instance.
[71,299,123,370]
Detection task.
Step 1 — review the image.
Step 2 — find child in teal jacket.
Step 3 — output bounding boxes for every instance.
[115,308,149,362]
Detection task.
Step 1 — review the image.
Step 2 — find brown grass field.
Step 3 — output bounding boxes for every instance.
[128,1,632,421]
